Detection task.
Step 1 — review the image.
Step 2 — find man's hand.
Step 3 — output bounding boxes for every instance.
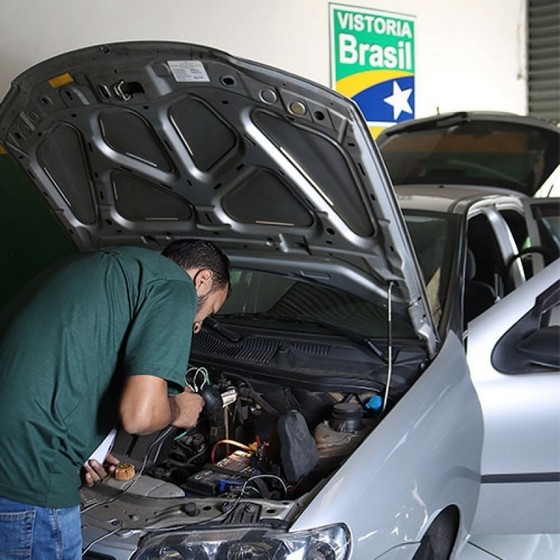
[82,453,120,487]
[169,389,204,429]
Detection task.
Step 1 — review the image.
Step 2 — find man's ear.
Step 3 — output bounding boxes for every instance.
[192,268,214,295]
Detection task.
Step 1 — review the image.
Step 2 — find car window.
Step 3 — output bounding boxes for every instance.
[497,208,529,253]
[495,206,538,282]
[466,212,514,298]
[522,198,560,273]
[402,213,455,326]
[217,270,416,338]
[379,121,559,196]
[464,207,531,326]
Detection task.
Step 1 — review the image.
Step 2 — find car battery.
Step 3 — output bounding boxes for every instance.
[182,450,261,496]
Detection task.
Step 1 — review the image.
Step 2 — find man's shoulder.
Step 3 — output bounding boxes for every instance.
[100,245,162,260]
[101,246,191,284]
[100,246,170,270]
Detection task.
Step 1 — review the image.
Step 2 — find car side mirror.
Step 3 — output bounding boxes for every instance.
[517,326,560,369]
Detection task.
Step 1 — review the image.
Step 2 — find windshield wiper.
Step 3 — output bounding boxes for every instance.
[203,316,241,343]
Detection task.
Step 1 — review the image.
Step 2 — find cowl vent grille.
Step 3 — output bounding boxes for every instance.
[192,332,332,365]
[292,341,330,357]
[192,332,279,364]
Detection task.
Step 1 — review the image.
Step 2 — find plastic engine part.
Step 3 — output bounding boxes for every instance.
[278,410,319,483]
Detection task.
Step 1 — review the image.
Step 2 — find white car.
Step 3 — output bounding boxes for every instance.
[0,42,557,560]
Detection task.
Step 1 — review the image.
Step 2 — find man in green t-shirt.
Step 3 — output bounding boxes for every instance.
[0,239,230,559]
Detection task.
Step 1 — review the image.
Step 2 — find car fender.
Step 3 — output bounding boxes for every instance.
[291,333,483,558]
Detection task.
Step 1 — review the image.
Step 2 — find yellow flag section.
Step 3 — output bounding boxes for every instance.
[336,69,413,139]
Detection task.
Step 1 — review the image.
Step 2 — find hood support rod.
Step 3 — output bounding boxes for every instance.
[382,281,394,414]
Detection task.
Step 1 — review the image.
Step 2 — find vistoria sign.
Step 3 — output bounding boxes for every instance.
[330,3,416,137]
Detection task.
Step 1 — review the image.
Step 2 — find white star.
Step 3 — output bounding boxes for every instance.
[384,81,413,120]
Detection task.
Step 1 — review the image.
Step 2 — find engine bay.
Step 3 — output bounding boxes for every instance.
[80,332,429,551]
[83,310,431,514]
[105,361,410,503]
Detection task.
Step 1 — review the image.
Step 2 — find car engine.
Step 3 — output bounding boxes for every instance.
[111,367,381,502]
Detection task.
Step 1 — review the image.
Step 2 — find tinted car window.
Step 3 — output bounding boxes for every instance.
[379,120,559,196]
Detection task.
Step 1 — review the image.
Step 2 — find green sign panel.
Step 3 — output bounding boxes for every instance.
[330,3,416,135]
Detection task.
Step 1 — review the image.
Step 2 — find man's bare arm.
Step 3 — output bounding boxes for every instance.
[119,374,204,435]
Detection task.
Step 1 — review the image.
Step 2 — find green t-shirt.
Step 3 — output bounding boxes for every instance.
[0,246,197,507]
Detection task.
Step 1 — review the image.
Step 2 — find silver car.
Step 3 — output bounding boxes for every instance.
[0,42,557,560]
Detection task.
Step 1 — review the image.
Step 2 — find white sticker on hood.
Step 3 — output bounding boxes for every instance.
[168,60,210,82]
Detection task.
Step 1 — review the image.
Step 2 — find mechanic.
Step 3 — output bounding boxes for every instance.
[0,238,230,559]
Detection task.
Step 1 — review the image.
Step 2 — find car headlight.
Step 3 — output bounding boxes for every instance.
[132,524,350,560]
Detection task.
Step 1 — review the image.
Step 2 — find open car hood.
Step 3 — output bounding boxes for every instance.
[376,111,560,196]
[0,41,437,352]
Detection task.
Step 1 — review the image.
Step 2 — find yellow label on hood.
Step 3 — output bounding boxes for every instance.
[48,72,74,88]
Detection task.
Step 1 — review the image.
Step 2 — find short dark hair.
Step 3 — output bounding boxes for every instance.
[162,239,230,291]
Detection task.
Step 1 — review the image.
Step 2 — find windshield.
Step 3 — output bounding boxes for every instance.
[216,271,416,339]
[379,120,559,196]
[214,213,457,336]
[402,212,458,326]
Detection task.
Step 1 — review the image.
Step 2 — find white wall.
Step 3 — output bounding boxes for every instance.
[0,0,527,117]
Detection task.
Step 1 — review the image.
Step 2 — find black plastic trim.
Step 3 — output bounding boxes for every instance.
[481,472,560,484]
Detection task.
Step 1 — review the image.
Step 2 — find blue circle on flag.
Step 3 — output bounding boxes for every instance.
[353,76,415,123]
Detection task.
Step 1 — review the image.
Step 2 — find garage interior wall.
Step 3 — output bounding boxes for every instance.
[0,0,528,117]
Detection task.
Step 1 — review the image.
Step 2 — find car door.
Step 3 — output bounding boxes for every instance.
[467,257,560,535]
